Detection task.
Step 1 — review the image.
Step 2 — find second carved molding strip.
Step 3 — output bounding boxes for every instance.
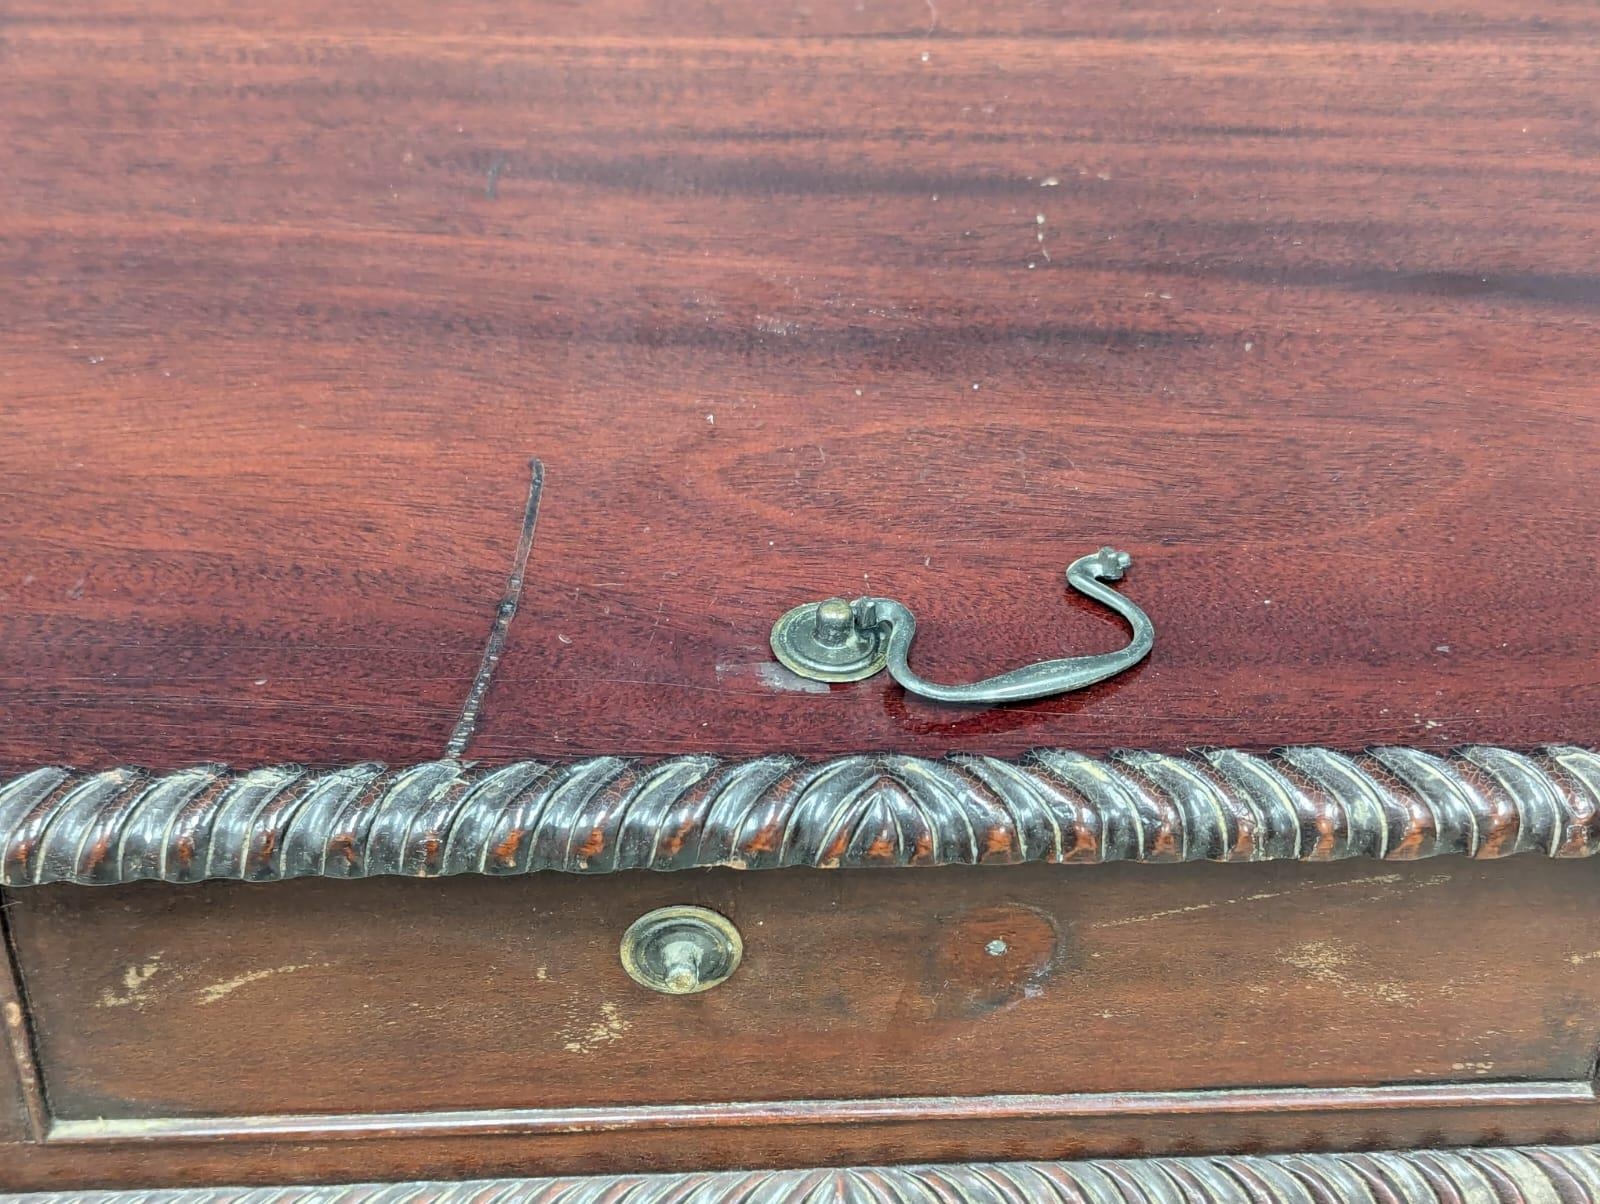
[0,746,1597,886]
[5,1145,1600,1203]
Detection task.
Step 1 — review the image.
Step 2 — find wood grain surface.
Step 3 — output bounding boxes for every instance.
[2,0,1598,768]
[11,858,1600,1120]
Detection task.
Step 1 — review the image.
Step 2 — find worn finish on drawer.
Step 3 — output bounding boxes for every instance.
[9,858,1599,1121]
[0,950,40,1144]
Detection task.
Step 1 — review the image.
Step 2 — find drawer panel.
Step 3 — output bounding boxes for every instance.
[10,858,1600,1120]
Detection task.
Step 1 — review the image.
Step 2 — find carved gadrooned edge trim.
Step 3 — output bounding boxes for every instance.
[1,745,1596,886]
[6,1146,1600,1202]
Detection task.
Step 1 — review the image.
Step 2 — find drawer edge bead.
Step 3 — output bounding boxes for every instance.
[0,745,1596,885]
[4,1145,1600,1203]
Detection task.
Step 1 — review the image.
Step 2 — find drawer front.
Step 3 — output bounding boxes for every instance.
[10,857,1600,1121]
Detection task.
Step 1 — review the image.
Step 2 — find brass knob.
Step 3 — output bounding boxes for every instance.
[620,906,742,995]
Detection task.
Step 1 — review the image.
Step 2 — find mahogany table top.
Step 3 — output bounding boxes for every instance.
[2,0,1596,769]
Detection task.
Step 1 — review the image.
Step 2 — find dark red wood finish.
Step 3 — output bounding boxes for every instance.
[2,0,1597,770]
[2,0,1599,1194]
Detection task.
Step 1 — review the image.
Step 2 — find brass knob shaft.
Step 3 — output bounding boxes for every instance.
[620,906,743,995]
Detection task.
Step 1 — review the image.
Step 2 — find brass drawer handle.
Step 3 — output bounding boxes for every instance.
[770,547,1154,704]
[620,906,743,995]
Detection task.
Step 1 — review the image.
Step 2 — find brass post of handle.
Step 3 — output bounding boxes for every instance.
[769,547,1155,704]
[620,906,743,995]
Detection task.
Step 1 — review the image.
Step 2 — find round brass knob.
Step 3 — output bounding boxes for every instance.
[620,906,743,995]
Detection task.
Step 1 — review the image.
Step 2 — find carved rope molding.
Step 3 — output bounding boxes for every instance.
[7,1147,1600,1203]
[1,746,1597,886]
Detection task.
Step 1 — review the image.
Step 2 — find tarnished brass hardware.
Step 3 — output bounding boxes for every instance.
[769,596,890,683]
[620,906,743,995]
[769,547,1154,704]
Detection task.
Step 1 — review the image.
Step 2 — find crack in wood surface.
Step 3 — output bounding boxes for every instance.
[444,458,545,760]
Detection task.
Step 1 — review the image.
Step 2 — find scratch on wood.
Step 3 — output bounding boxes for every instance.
[1089,873,1406,929]
[196,963,314,1006]
[559,1000,630,1053]
[95,955,165,1010]
[446,458,544,759]
[714,660,831,694]
[485,154,509,199]
[1277,938,1415,1006]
